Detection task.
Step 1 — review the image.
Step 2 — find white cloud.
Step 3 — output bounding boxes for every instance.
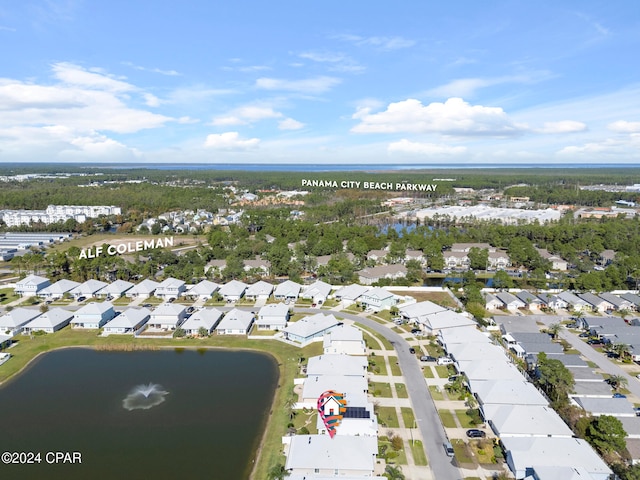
[212,106,282,126]
[388,139,466,155]
[425,72,552,98]
[608,120,640,133]
[352,97,525,136]
[177,116,199,124]
[143,93,160,107]
[535,121,587,134]
[204,132,260,150]
[278,118,304,130]
[335,34,415,50]
[52,62,134,92]
[558,134,640,156]
[255,76,341,94]
[298,51,365,73]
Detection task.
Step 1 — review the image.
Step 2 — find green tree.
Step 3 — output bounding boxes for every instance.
[536,352,575,406]
[492,270,514,289]
[547,322,563,340]
[266,463,289,480]
[384,465,405,480]
[197,326,209,337]
[608,374,628,392]
[173,328,186,338]
[586,415,627,455]
[468,247,489,270]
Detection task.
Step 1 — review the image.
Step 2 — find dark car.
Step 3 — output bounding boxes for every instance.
[579,332,589,338]
[466,429,486,438]
[411,329,421,335]
[420,355,436,362]
[587,339,602,345]
[409,347,416,354]
[77,296,86,302]
[613,393,627,399]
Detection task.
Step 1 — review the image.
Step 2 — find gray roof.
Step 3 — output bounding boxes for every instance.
[567,367,605,382]
[621,293,640,307]
[516,291,544,304]
[499,315,542,334]
[0,307,41,329]
[558,291,589,306]
[571,381,614,397]
[218,280,248,297]
[105,307,151,328]
[70,279,108,295]
[573,397,637,416]
[282,313,339,339]
[245,280,274,297]
[578,292,612,308]
[97,280,134,295]
[181,308,224,331]
[599,292,633,309]
[553,355,589,368]
[495,292,525,307]
[24,307,73,329]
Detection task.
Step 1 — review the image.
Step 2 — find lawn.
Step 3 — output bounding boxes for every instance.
[469,439,497,464]
[356,324,394,350]
[401,407,415,428]
[395,383,409,398]
[377,406,400,428]
[292,409,318,434]
[368,357,388,376]
[429,385,444,401]
[0,288,19,305]
[388,356,402,376]
[423,366,434,378]
[410,440,428,466]
[435,365,451,378]
[321,298,339,308]
[112,296,132,306]
[452,439,475,465]
[370,381,393,397]
[438,410,457,428]
[455,409,482,428]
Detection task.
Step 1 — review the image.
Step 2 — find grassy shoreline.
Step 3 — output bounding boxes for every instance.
[0,329,322,480]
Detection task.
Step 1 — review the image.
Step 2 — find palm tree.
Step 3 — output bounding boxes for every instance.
[608,374,628,392]
[612,343,632,362]
[548,322,563,340]
[384,465,406,480]
[284,396,297,421]
[266,463,289,480]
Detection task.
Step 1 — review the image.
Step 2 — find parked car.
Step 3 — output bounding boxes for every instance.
[420,355,436,362]
[613,393,627,399]
[587,339,602,345]
[466,429,486,438]
[411,329,421,335]
[579,332,589,338]
[443,441,455,457]
[409,347,416,354]
[77,296,86,302]
[437,357,454,365]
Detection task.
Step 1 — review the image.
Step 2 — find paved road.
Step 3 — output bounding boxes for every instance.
[536,315,640,399]
[295,308,463,480]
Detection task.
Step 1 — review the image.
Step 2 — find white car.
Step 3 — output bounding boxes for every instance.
[437,357,454,365]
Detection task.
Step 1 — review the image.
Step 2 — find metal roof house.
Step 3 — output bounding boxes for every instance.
[148,303,188,331]
[96,279,134,298]
[37,279,80,299]
[282,313,340,345]
[155,277,186,300]
[255,303,289,330]
[180,308,224,335]
[218,280,248,302]
[14,274,50,297]
[126,279,160,299]
[300,280,332,305]
[244,280,274,301]
[69,279,108,299]
[186,280,219,300]
[103,307,151,335]
[71,302,116,329]
[23,307,74,334]
[273,280,302,301]
[215,308,254,335]
[0,307,41,335]
[323,324,366,356]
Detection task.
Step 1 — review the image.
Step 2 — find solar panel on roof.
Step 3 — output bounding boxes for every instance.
[343,407,370,419]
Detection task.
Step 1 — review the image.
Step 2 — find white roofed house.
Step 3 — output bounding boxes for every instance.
[482,404,574,438]
[71,302,116,329]
[323,324,366,356]
[180,308,223,336]
[255,303,289,330]
[301,375,368,405]
[300,280,332,305]
[273,280,302,302]
[126,279,160,299]
[0,308,41,335]
[398,300,448,324]
[356,264,407,285]
[359,287,398,312]
[185,280,219,300]
[155,277,186,300]
[215,308,254,335]
[37,279,80,300]
[282,313,340,345]
[218,280,248,302]
[244,280,274,301]
[23,307,73,334]
[283,435,377,477]
[14,274,50,297]
[96,279,134,298]
[103,307,151,335]
[306,354,368,377]
[69,279,108,299]
[333,284,368,306]
[148,303,188,331]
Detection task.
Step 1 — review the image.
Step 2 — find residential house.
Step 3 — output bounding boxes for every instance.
[359,287,398,311]
[0,308,41,335]
[273,280,302,302]
[71,302,116,329]
[535,248,568,271]
[558,291,592,312]
[255,303,289,330]
[282,313,340,345]
[316,403,378,437]
[451,243,495,253]
[598,292,633,312]
[103,307,151,335]
[515,291,544,311]
[356,264,407,285]
[215,308,254,335]
[404,249,425,265]
[483,404,574,438]
[186,280,219,300]
[180,308,224,336]
[155,277,186,300]
[457,359,524,382]
[469,379,548,408]
[96,279,134,298]
[578,292,614,313]
[126,279,160,299]
[23,307,73,334]
[495,292,526,310]
[573,397,637,417]
[14,274,50,297]
[487,250,511,270]
[306,354,368,377]
[483,292,503,310]
[300,280,332,305]
[37,279,80,299]
[284,435,377,477]
[69,279,108,299]
[148,303,188,331]
[366,249,388,263]
[599,250,616,266]
[537,293,568,311]
[218,280,248,302]
[399,301,448,324]
[204,259,226,277]
[243,257,271,275]
[244,281,274,301]
[415,309,475,334]
[301,375,368,406]
[443,251,470,270]
[333,284,368,306]
[323,324,366,356]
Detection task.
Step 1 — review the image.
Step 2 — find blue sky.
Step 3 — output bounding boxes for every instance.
[1,0,639,164]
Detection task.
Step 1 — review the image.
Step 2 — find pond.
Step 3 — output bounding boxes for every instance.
[0,348,278,480]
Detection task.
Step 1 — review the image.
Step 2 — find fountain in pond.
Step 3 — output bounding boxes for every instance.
[122,383,169,411]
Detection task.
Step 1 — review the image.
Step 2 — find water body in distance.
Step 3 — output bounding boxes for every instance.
[0,348,278,480]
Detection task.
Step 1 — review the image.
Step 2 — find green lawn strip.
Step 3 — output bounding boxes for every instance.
[370,381,393,397]
[401,407,415,428]
[0,288,20,305]
[469,439,497,464]
[452,439,476,464]
[395,383,409,398]
[393,447,408,465]
[368,357,388,376]
[0,327,322,480]
[410,440,428,466]
[435,365,451,378]
[321,298,339,308]
[367,315,387,325]
[423,366,435,378]
[428,385,444,401]
[391,326,403,334]
[376,406,400,428]
[292,409,318,434]
[455,409,481,428]
[388,356,402,376]
[111,296,132,305]
[438,410,457,428]
[357,324,393,350]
